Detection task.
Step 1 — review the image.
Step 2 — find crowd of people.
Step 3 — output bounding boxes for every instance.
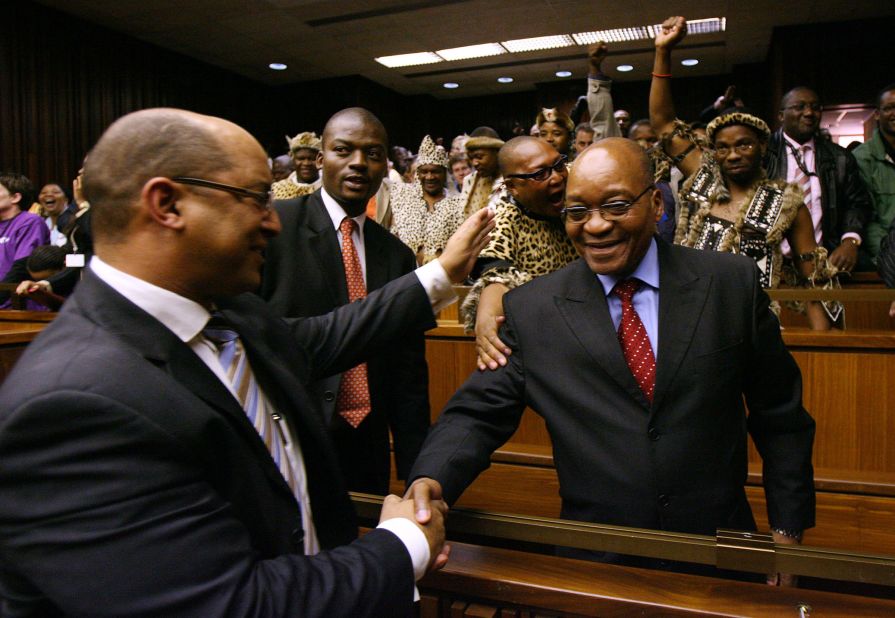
[1,14,894,616]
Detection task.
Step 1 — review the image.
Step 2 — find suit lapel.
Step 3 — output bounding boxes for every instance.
[652,241,711,413]
[75,273,297,498]
[554,260,647,405]
[362,220,389,292]
[306,196,349,306]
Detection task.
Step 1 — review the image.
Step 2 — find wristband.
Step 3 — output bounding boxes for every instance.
[651,72,672,78]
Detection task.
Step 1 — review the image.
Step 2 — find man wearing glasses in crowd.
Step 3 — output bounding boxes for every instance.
[765,87,873,272]
[461,137,580,371]
[407,137,816,586]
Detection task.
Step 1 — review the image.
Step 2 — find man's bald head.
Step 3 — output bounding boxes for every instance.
[574,138,653,187]
[84,108,238,243]
[321,107,388,148]
[498,136,549,176]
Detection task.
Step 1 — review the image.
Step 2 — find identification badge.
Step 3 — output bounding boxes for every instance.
[65,254,86,267]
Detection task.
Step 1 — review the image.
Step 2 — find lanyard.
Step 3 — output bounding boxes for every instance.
[785,140,817,178]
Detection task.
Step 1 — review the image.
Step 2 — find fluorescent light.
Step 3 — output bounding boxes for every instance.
[497,76,514,83]
[501,35,575,53]
[616,64,634,72]
[573,26,653,45]
[375,52,443,68]
[681,58,699,66]
[268,63,287,71]
[555,70,572,78]
[443,82,459,89]
[685,17,726,34]
[436,43,506,61]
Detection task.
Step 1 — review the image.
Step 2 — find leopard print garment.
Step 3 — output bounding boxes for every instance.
[271,172,322,200]
[389,181,466,265]
[461,197,579,328]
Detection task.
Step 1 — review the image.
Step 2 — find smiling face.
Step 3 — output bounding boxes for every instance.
[503,140,567,217]
[291,148,319,183]
[417,164,447,197]
[538,121,571,155]
[713,124,765,186]
[319,111,388,215]
[564,139,661,277]
[39,184,68,216]
[779,88,821,144]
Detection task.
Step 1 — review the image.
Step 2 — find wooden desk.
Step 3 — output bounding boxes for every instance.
[0,311,53,383]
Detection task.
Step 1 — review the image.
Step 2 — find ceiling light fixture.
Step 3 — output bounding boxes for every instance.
[616,64,634,72]
[375,52,443,68]
[555,70,572,78]
[501,35,575,53]
[497,76,514,83]
[436,43,506,61]
[684,17,726,34]
[443,82,459,89]
[268,63,288,71]
[681,58,699,66]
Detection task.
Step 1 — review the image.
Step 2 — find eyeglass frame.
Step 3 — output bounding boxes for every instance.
[713,141,758,158]
[504,154,568,182]
[170,176,273,212]
[561,184,655,224]
[781,102,823,113]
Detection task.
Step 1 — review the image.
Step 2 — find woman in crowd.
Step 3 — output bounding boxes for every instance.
[536,107,574,158]
[37,182,76,246]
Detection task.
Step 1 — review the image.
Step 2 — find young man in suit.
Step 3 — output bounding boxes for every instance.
[407,137,816,585]
[261,108,430,496]
[0,108,495,616]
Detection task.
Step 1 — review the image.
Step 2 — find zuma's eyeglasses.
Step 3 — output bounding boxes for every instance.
[504,155,568,182]
[171,177,273,212]
[561,184,654,224]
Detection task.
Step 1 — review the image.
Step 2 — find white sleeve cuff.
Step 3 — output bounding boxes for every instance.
[377,517,430,582]
[840,232,861,245]
[415,259,457,314]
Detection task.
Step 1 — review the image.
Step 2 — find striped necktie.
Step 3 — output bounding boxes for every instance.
[613,279,656,403]
[792,143,813,206]
[203,315,298,493]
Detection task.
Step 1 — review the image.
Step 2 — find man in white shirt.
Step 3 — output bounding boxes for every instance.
[0,107,494,616]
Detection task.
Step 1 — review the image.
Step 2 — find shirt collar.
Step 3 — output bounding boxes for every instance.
[783,131,814,152]
[320,187,366,231]
[90,256,210,343]
[596,237,660,296]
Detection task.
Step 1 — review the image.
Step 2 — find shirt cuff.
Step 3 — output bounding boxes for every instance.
[841,232,861,245]
[377,517,430,602]
[415,259,457,314]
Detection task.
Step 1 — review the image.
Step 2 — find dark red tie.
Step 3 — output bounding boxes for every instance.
[613,279,656,403]
[336,217,371,427]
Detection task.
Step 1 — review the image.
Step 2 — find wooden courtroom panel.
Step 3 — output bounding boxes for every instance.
[419,541,895,617]
[0,311,52,384]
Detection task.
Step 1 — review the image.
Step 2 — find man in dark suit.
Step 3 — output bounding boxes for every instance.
[765,86,873,272]
[261,108,429,495]
[407,138,815,585]
[0,108,494,616]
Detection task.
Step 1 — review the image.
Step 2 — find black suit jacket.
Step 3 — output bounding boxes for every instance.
[765,129,872,251]
[410,240,815,537]
[0,269,436,616]
[260,191,429,493]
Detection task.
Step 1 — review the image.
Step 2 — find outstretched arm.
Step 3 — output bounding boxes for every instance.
[586,41,621,139]
[650,16,701,178]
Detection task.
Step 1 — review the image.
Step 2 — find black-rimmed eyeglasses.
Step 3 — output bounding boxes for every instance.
[171,177,273,212]
[505,155,568,182]
[561,184,655,224]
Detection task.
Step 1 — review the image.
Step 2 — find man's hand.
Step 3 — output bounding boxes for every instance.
[380,493,450,571]
[829,240,858,271]
[587,41,608,74]
[438,208,495,283]
[655,16,687,50]
[766,530,800,587]
[474,283,511,370]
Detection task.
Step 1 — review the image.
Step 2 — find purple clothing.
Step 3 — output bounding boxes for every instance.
[0,211,50,280]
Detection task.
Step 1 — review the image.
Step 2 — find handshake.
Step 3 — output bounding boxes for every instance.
[380,478,450,573]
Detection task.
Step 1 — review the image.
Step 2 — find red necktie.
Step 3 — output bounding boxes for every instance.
[613,279,656,403]
[336,217,371,427]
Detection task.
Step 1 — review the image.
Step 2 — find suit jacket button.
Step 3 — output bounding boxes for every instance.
[323,390,335,402]
[648,427,660,441]
[658,494,671,507]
